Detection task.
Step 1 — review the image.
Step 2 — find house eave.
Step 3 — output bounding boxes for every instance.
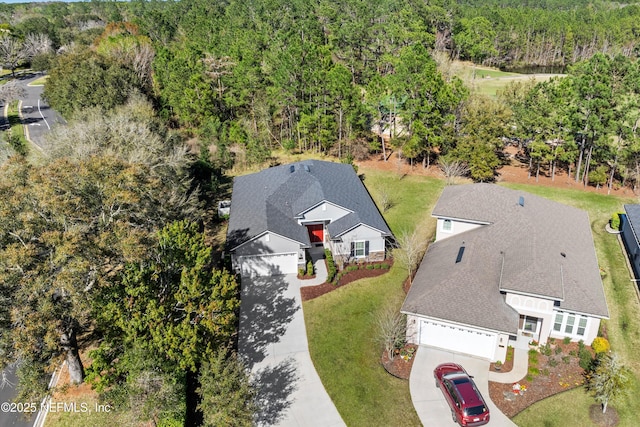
[331,222,391,239]
[400,311,517,336]
[229,230,308,253]
[295,199,353,218]
[500,288,564,303]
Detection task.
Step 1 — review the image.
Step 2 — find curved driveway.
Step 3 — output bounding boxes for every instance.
[238,254,345,427]
[410,347,520,427]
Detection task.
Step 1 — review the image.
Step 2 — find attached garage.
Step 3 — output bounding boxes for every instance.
[237,253,298,277]
[419,319,498,360]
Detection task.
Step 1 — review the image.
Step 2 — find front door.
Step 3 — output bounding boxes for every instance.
[307,224,324,244]
[519,315,541,343]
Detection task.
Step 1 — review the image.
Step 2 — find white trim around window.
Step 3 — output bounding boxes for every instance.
[553,311,589,338]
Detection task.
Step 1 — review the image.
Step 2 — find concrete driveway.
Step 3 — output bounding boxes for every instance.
[238,256,345,427]
[410,346,517,427]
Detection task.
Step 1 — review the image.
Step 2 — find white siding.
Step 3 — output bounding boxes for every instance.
[506,293,555,345]
[435,218,485,241]
[299,202,350,223]
[505,293,601,346]
[330,224,385,257]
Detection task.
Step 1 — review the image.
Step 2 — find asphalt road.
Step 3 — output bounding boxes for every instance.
[0,365,36,427]
[17,73,65,150]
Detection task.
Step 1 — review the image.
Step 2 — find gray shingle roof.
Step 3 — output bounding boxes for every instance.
[402,184,609,333]
[227,160,392,250]
[624,204,640,244]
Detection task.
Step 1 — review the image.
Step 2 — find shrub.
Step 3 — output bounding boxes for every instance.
[541,368,550,376]
[306,261,314,276]
[540,343,552,356]
[610,212,624,230]
[373,263,381,269]
[554,345,563,355]
[298,268,305,277]
[381,263,390,269]
[579,347,593,370]
[366,264,375,270]
[563,336,571,345]
[592,337,610,354]
[548,357,558,367]
[325,250,337,283]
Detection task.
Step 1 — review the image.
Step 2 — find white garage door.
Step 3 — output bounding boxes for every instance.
[420,320,497,360]
[238,253,298,277]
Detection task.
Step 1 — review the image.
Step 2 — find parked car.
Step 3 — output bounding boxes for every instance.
[434,363,490,426]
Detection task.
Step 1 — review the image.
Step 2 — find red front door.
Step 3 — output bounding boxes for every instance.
[307,224,324,243]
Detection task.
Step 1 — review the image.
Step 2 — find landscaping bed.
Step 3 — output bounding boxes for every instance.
[381,344,417,380]
[489,341,592,418]
[300,260,392,301]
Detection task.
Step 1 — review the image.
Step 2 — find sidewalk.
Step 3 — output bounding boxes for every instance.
[488,347,529,383]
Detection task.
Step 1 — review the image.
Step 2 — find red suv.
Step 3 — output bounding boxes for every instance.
[434,363,490,426]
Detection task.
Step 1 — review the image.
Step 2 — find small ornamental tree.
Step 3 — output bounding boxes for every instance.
[586,352,631,414]
[393,230,428,284]
[376,305,406,361]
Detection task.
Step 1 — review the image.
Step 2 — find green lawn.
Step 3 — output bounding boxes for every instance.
[306,173,640,426]
[451,63,562,98]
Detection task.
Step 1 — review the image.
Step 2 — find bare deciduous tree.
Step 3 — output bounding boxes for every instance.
[375,305,406,361]
[393,230,428,283]
[439,157,470,185]
[22,33,53,59]
[0,36,27,76]
[377,187,394,213]
[45,94,187,172]
[0,80,25,103]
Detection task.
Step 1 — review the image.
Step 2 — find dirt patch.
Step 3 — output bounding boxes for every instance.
[489,341,591,418]
[589,404,620,427]
[356,148,634,198]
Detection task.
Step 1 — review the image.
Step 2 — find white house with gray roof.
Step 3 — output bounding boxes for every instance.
[227,160,393,277]
[402,184,609,362]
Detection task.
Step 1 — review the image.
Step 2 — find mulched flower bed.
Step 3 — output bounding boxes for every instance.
[489,341,593,418]
[300,261,392,301]
[381,344,418,380]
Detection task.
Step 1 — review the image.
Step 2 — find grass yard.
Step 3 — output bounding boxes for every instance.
[449,62,563,98]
